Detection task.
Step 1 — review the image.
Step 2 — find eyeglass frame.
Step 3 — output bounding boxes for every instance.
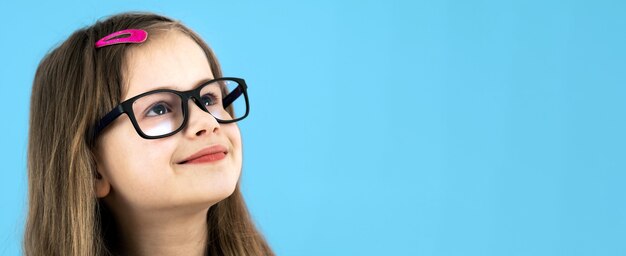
[91,77,249,141]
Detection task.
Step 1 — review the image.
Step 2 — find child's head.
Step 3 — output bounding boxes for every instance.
[26,12,271,255]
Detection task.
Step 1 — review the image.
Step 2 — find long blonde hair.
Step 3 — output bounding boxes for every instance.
[25,12,273,255]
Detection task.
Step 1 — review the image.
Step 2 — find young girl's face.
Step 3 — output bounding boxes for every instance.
[95,31,242,215]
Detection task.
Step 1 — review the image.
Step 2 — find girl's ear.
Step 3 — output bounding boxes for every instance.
[93,147,111,198]
[94,168,111,198]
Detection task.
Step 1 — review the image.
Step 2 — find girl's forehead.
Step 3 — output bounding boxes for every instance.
[121,31,214,100]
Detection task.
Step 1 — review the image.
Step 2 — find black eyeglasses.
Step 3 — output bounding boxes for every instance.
[92,77,249,141]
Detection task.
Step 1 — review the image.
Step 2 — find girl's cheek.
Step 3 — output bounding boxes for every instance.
[226,124,242,146]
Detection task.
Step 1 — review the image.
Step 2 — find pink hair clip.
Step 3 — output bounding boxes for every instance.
[95,29,148,48]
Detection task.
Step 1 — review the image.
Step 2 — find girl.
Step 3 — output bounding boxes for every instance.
[25,12,274,255]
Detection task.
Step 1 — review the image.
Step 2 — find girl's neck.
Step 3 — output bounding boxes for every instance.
[112,205,210,256]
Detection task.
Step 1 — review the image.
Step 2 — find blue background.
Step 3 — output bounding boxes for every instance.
[1,0,625,255]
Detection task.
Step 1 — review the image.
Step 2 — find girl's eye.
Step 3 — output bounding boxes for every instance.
[146,103,171,117]
[202,93,218,106]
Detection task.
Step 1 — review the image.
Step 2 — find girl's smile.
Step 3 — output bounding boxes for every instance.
[177,144,228,164]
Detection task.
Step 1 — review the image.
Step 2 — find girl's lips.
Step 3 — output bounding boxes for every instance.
[179,145,227,164]
[184,152,226,164]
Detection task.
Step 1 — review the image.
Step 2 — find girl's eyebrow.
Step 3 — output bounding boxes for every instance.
[146,77,215,92]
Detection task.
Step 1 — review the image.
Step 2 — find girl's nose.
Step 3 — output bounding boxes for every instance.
[184,98,220,138]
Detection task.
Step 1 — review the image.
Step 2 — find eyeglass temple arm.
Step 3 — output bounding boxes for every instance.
[222,85,244,108]
[94,105,125,137]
